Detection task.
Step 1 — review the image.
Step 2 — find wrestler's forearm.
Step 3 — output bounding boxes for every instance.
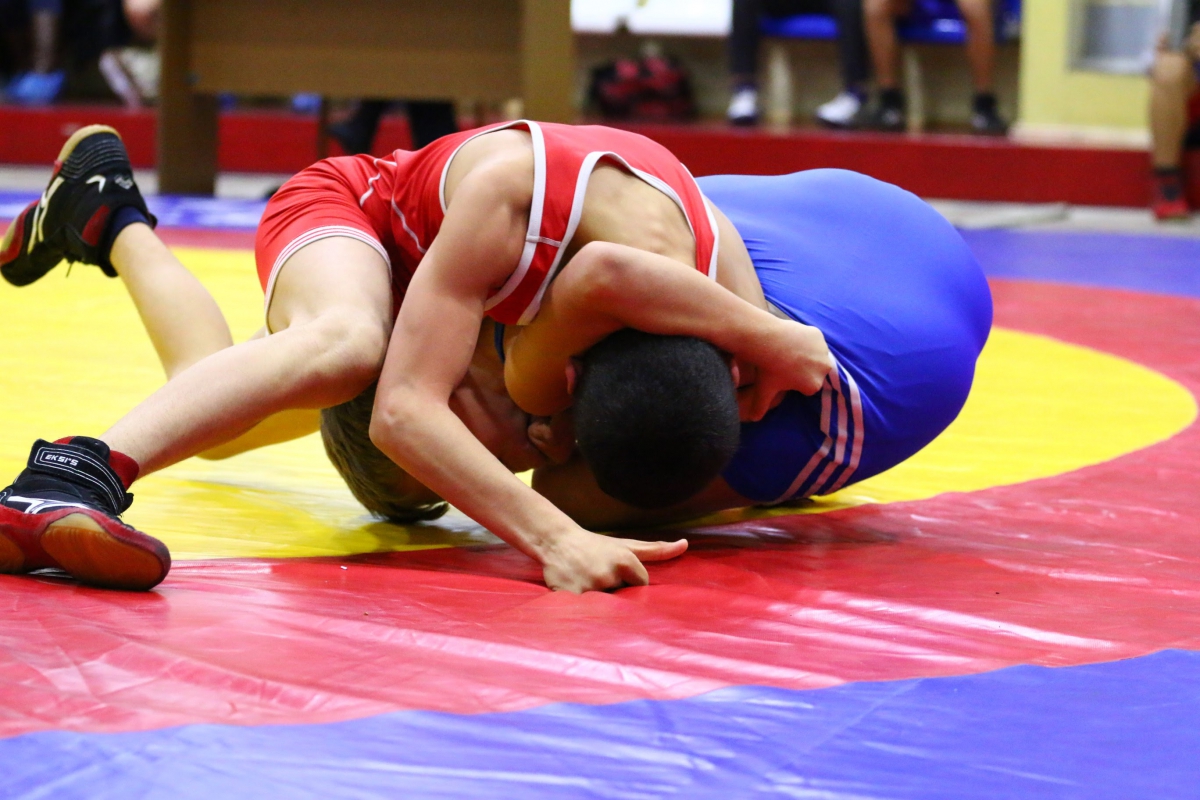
[573,242,776,349]
[571,242,830,389]
[370,390,579,564]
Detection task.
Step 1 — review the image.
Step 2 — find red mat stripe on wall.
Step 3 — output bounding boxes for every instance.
[0,105,1151,206]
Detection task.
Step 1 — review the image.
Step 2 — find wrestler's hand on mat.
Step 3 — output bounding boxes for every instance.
[541,529,688,593]
[739,320,833,421]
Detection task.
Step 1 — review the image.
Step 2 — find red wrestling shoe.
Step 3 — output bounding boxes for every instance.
[0,437,169,591]
[1152,169,1191,221]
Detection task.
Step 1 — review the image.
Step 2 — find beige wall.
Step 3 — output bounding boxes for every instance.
[1015,0,1151,143]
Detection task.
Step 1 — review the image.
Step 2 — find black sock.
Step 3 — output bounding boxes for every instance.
[100,205,153,266]
[973,92,998,115]
[879,88,905,110]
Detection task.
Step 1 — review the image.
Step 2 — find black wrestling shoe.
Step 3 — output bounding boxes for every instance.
[0,125,156,287]
[0,437,170,591]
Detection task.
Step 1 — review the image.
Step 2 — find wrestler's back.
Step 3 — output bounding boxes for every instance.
[442,128,766,312]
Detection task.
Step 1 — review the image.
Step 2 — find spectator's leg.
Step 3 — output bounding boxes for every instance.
[6,0,64,104]
[955,0,994,92]
[1151,50,1195,170]
[864,0,906,130]
[957,0,1007,134]
[730,0,764,88]
[122,0,160,44]
[328,100,389,155]
[816,0,870,127]
[864,0,899,89]
[407,101,458,149]
[727,0,765,124]
[830,0,869,93]
[27,0,60,74]
[1149,47,1196,219]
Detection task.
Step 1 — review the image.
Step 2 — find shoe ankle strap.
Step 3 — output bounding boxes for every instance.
[27,439,132,514]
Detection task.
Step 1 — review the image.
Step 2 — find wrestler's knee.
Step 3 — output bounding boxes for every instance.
[301,311,389,403]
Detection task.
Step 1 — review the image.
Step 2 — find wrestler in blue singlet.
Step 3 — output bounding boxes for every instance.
[699,169,992,503]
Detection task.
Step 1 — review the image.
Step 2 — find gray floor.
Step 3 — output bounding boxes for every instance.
[3,164,1198,238]
[928,199,1200,238]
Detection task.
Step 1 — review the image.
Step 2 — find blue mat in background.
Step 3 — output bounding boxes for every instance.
[963,228,1200,300]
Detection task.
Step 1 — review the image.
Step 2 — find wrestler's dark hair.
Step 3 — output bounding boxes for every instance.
[574,329,741,510]
[320,384,449,524]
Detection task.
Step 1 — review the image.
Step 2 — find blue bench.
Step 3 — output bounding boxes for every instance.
[757,0,1021,127]
[760,0,1022,45]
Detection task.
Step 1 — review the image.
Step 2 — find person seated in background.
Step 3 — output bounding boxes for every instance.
[863,0,1007,134]
[1148,4,1200,221]
[1,0,65,105]
[728,0,871,128]
[328,100,459,155]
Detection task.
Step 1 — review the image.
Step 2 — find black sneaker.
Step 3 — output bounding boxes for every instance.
[971,107,1009,136]
[0,125,156,287]
[869,89,907,133]
[868,104,907,133]
[0,437,170,590]
[970,93,1009,136]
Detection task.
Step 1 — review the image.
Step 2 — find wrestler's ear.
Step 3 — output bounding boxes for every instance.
[566,358,584,395]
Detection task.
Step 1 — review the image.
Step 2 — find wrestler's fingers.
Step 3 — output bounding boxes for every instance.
[749,386,778,422]
[614,553,651,587]
[737,386,767,422]
[619,538,688,562]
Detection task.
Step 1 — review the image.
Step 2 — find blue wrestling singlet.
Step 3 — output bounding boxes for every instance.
[698,170,993,503]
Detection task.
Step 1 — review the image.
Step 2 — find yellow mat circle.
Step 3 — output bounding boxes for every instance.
[0,247,1194,558]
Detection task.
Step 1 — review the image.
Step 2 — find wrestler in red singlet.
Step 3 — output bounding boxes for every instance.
[255,120,719,326]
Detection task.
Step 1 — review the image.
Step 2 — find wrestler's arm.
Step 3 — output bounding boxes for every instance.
[505,241,832,422]
[369,165,686,593]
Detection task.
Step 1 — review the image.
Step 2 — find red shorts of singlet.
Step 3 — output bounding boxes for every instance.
[254,157,394,315]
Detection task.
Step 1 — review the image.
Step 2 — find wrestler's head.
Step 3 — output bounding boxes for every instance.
[320,385,449,523]
[320,375,566,523]
[573,329,740,509]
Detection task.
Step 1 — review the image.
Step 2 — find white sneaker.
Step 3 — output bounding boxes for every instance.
[816,91,863,128]
[727,87,759,126]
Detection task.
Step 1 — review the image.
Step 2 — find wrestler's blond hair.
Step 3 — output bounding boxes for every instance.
[320,384,449,523]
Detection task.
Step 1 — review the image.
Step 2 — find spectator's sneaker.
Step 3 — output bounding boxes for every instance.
[0,125,155,287]
[0,438,169,591]
[868,104,906,133]
[727,87,759,126]
[816,91,864,129]
[970,93,1009,136]
[970,107,1010,136]
[1151,169,1190,221]
[5,70,65,106]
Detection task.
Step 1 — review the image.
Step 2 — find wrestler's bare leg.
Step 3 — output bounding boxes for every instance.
[108,223,320,458]
[101,236,392,476]
[111,223,234,378]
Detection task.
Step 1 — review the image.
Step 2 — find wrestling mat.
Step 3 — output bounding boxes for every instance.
[1,194,1199,798]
